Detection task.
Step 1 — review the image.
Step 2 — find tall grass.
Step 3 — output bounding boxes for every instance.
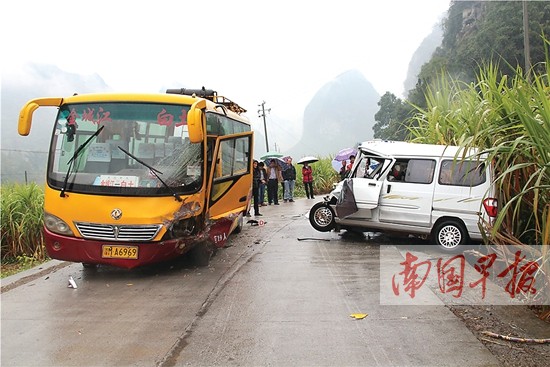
[410,54,550,308]
[1,183,46,262]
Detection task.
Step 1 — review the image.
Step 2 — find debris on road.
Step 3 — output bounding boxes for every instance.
[350,313,368,320]
[67,276,77,289]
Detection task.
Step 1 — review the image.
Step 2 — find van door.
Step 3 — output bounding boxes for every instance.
[206,133,253,247]
[348,153,388,209]
[378,159,436,227]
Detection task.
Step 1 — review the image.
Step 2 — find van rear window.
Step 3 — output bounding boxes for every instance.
[439,160,486,186]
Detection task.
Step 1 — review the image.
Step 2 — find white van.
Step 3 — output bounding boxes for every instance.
[309,140,498,251]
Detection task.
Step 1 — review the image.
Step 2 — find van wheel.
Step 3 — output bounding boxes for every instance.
[189,241,213,267]
[433,220,468,251]
[309,202,336,232]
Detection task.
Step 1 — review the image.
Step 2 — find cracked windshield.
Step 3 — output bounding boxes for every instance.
[50,102,202,194]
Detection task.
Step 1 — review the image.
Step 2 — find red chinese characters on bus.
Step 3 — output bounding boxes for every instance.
[81,107,112,125]
[157,108,187,127]
[67,108,79,126]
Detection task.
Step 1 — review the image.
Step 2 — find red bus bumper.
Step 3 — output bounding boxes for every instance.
[43,228,188,269]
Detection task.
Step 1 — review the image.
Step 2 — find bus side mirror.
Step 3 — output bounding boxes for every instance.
[187,99,206,143]
[18,97,63,136]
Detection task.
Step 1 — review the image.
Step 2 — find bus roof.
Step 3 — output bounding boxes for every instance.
[358,140,481,159]
[58,92,250,123]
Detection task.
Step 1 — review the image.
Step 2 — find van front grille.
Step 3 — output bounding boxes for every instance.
[74,222,162,241]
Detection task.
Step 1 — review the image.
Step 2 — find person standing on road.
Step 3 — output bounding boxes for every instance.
[252,160,262,216]
[282,157,296,202]
[258,161,268,206]
[302,163,314,199]
[266,159,283,205]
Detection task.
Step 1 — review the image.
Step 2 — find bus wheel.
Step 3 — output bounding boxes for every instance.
[432,220,468,251]
[233,214,244,234]
[309,202,336,232]
[189,242,213,267]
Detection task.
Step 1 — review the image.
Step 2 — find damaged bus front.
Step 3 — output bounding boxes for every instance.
[18,88,253,268]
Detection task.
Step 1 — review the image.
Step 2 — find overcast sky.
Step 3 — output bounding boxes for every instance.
[1,0,449,146]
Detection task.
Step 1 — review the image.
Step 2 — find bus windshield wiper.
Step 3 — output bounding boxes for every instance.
[60,125,105,197]
[117,146,182,202]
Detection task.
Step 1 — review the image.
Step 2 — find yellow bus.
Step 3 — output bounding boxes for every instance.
[18,88,253,268]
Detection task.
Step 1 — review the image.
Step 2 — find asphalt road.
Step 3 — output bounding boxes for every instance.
[1,198,500,366]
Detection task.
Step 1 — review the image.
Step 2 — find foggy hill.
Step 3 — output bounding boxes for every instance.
[287,69,379,158]
[403,22,444,96]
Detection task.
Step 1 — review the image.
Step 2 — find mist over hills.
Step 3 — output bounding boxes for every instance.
[403,23,444,96]
[1,63,110,183]
[287,70,379,158]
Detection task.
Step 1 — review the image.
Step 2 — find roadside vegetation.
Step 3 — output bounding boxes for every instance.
[409,52,550,312]
[1,183,47,277]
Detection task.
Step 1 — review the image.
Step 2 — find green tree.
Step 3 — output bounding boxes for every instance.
[373,92,412,141]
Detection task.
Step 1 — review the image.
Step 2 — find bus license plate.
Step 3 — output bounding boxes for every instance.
[102,245,138,259]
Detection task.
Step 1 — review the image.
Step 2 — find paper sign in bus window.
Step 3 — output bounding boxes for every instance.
[87,143,112,162]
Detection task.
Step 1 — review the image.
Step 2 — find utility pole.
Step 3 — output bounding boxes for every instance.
[258,101,271,152]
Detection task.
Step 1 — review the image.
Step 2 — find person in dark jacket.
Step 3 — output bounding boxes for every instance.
[252,160,262,216]
[282,157,296,202]
[257,161,268,206]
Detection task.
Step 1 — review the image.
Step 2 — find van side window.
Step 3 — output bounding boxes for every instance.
[439,160,486,186]
[388,161,406,181]
[404,159,435,184]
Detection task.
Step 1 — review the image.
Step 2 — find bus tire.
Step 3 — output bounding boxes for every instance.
[309,202,336,232]
[233,214,244,234]
[189,242,213,267]
[432,220,468,251]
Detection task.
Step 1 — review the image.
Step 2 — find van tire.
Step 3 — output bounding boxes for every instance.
[309,202,336,232]
[432,220,468,251]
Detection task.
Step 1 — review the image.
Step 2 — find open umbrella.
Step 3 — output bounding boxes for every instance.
[334,147,357,162]
[297,156,319,165]
[260,151,284,160]
[332,159,346,172]
[263,157,290,170]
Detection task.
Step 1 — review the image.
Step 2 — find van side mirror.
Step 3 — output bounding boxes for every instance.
[187,99,206,143]
[18,97,63,136]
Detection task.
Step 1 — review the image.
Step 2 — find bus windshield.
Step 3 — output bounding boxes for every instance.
[48,102,203,196]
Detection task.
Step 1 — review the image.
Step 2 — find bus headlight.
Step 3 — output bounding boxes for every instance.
[44,212,74,236]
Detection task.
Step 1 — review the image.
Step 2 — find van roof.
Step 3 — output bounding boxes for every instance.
[358,140,480,159]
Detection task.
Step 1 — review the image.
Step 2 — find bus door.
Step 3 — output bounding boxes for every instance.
[206,132,253,247]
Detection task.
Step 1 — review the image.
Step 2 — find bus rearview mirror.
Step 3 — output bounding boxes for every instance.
[188,99,206,143]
